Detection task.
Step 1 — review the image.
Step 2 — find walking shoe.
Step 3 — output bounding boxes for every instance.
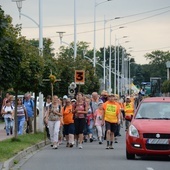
[115,140,118,143]
[69,143,74,148]
[53,145,58,149]
[90,138,93,143]
[78,144,83,149]
[109,146,114,149]
[66,143,69,147]
[106,146,110,149]
[84,138,87,142]
[99,141,103,144]
[51,144,53,147]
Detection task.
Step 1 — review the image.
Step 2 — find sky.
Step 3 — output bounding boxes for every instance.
[1,0,170,64]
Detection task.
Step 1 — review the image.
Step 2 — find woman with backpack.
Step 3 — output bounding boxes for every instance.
[72,92,88,149]
[45,95,62,149]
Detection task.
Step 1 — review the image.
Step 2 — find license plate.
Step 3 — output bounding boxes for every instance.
[147,139,169,144]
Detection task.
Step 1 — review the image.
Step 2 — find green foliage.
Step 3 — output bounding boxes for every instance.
[0,133,44,162]
[161,80,170,93]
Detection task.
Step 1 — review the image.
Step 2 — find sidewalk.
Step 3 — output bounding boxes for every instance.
[0,122,14,141]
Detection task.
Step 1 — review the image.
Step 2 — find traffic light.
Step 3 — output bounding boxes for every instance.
[68,82,77,97]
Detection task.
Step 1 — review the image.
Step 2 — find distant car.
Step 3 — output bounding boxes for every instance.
[126,97,170,159]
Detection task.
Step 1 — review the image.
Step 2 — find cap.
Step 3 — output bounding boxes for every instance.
[63,95,68,99]
[126,96,130,99]
[71,99,76,102]
[108,93,115,97]
[101,90,108,96]
[98,101,103,106]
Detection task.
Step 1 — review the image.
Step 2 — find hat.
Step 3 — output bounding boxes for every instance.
[108,93,115,97]
[63,95,68,99]
[126,96,130,99]
[71,99,76,102]
[101,90,108,96]
[98,101,103,106]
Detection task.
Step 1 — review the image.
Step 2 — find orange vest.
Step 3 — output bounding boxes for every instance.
[124,102,134,116]
[103,101,120,123]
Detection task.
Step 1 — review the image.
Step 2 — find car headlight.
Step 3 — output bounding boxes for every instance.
[128,125,139,138]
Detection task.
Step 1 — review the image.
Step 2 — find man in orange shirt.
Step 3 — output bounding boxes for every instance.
[62,98,75,148]
[102,93,121,149]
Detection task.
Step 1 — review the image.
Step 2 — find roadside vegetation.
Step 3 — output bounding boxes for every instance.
[0,132,45,162]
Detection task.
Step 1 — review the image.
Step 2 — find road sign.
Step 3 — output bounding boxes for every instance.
[75,70,85,85]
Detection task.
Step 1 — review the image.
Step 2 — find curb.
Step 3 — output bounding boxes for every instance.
[0,140,50,170]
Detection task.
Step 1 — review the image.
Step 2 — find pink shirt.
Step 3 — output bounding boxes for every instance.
[94,109,103,126]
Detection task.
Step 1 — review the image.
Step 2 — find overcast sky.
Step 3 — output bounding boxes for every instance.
[1,0,170,64]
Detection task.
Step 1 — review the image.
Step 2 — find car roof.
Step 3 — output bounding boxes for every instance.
[142,97,170,102]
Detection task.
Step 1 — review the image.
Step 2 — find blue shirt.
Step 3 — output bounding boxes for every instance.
[24,99,34,117]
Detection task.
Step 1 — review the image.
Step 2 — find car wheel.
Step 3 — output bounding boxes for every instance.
[126,149,135,160]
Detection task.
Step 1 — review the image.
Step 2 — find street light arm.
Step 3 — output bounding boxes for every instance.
[60,41,74,51]
[20,13,39,27]
[95,0,112,7]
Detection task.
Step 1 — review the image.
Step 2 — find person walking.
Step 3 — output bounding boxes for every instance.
[94,101,104,144]
[62,98,75,148]
[102,93,121,149]
[44,95,52,140]
[17,98,28,135]
[1,100,14,136]
[73,92,88,149]
[45,95,62,149]
[124,96,134,131]
[23,93,34,133]
[89,92,103,141]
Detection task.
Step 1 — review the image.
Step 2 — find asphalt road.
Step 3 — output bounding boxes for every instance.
[12,126,170,170]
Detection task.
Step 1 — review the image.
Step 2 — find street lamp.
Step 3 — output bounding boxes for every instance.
[12,0,43,56]
[94,0,112,68]
[57,31,74,51]
[103,16,121,90]
[74,0,77,60]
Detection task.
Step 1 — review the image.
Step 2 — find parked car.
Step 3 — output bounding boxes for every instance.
[126,97,170,159]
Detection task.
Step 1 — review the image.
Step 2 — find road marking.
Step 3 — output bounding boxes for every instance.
[146,167,154,170]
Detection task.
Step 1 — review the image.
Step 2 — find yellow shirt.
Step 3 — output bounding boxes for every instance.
[103,101,120,123]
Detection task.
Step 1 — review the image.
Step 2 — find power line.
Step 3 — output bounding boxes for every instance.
[132,46,170,53]
[22,5,170,29]
[46,9,170,39]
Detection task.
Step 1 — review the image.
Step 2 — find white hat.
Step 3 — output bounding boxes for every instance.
[71,99,76,102]
[63,95,68,99]
[98,101,103,106]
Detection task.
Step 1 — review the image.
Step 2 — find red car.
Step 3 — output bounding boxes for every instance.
[126,97,170,159]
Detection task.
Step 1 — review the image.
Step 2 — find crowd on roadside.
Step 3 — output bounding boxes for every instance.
[0,90,137,150]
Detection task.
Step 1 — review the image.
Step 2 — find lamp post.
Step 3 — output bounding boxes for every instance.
[12,0,43,56]
[108,24,112,95]
[94,0,112,68]
[103,16,121,90]
[74,0,77,60]
[116,37,128,95]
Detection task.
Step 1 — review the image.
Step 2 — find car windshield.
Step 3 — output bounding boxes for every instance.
[135,102,170,119]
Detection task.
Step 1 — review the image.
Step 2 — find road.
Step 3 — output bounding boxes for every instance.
[12,126,170,170]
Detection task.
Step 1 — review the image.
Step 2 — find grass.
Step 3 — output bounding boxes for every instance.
[0,132,45,162]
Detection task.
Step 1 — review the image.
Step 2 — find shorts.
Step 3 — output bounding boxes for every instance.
[105,121,118,133]
[64,123,75,135]
[74,118,86,135]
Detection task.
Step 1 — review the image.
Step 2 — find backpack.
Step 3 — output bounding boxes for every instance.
[48,104,61,113]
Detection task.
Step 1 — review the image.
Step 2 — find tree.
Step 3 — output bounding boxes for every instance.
[144,50,170,82]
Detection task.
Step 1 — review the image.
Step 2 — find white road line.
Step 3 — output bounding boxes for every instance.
[146,167,154,170]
